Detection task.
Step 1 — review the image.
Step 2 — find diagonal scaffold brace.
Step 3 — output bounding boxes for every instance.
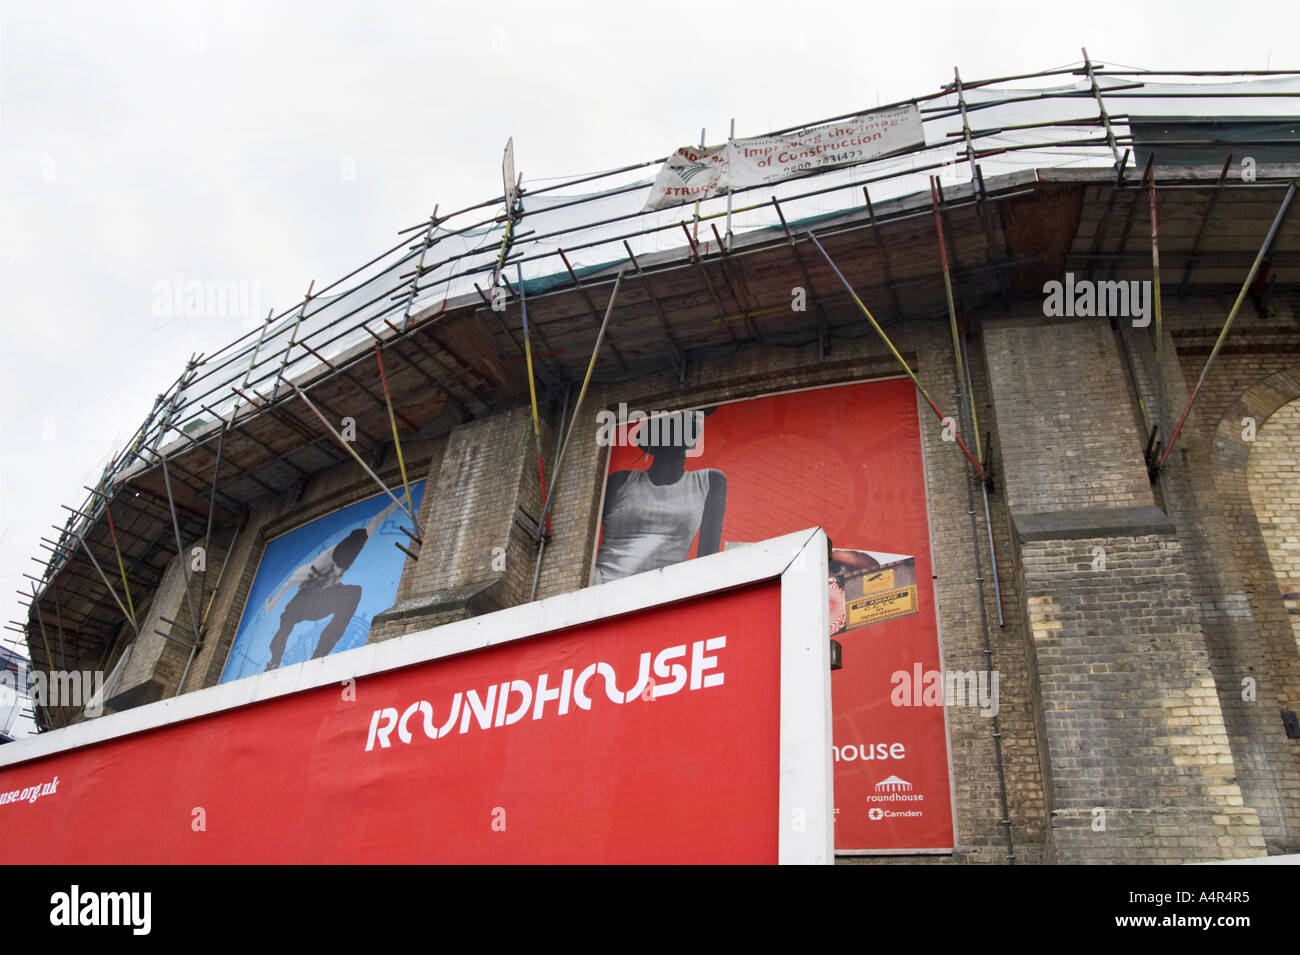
[529,270,625,600]
[516,263,550,537]
[1156,180,1297,472]
[141,447,204,649]
[288,381,421,560]
[1145,159,1169,476]
[373,341,420,560]
[69,529,139,641]
[97,482,137,626]
[806,230,991,486]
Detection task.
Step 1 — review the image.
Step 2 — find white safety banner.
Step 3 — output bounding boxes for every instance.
[642,104,924,212]
[642,143,729,212]
[727,103,924,188]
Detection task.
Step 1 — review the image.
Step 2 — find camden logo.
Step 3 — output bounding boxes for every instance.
[1042,272,1151,327]
[867,805,924,821]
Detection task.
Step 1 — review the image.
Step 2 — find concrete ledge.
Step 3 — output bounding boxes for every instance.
[983,313,1104,330]
[368,578,504,639]
[105,679,168,714]
[1012,506,1176,542]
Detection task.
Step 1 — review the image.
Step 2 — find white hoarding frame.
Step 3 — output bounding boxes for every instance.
[1,527,834,865]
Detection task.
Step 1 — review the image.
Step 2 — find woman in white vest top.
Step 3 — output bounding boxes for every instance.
[593,408,727,584]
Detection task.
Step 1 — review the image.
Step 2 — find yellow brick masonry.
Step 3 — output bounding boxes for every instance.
[1248,398,1300,657]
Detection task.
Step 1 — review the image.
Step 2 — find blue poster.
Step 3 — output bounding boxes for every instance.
[219,482,425,682]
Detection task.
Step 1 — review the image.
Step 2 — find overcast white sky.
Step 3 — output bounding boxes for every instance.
[0,0,1296,710]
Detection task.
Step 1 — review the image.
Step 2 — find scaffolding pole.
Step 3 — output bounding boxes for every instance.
[1147,162,1168,461]
[1083,47,1123,168]
[530,382,570,602]
[534,271,624,541]
[71,533,137,639]
[403,206,439,331]
[771,197,831,361]
[95,485,136,625]
[863,188,906,322]
[272,281,315,398]
[621,241,689,378]
[26,597,65,726]
[559,249,630,371]
[1158,181,1297,469]
[517,264,549,536]
[241,309,276,390]
[289,382,418,528]
[931,177,968,411]
[1178,154,1234,296]
[807,231,990,484]
[373,343,416,531]
[151,450,204,647]
[361,324,472,423]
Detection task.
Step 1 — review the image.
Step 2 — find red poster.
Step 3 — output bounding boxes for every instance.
[0,583,783,864]
[595,378,953,851]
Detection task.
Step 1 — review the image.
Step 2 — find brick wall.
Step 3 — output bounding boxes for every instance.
[982,316,1155,514]
[169,285,1300,863]
[1119,295,1300,852]
[1248,397,1300,655]
[116,551,188,693]
[367,406,535,641]
[1017,531,1263,861]
[983,304,1267,862]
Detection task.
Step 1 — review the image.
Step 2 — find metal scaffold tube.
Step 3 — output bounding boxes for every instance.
[1158,181,1297,470]
[806,231,991,485]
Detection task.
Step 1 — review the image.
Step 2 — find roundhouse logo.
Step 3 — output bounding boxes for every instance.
[874,774,912,793]
[868,774,925,806]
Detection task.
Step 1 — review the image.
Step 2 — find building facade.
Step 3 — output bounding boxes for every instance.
[13,62,1300,862]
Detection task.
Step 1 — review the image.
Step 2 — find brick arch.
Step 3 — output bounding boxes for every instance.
[1211,364,1300,477]
[1246,392,1300,656]
[1210,362,1300,709]
[1204,364,1300,852]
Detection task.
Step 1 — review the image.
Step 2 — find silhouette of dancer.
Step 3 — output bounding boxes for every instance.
[594,409,726,584]
[263,498,402,670]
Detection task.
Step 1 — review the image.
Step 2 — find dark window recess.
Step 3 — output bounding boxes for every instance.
[1130,117,1300,166]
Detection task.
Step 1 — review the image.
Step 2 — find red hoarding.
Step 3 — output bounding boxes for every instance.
[594,379,954,852]
[0,581,793,863]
